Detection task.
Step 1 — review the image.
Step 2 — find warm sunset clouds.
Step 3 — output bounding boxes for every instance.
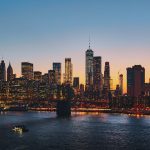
[0,0,150,93]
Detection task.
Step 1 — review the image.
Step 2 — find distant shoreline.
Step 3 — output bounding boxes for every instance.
[1,108,150,116]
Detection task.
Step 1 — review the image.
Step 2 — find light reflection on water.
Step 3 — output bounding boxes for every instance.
[0,111,150,150]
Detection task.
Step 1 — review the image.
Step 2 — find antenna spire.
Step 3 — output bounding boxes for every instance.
[89,34,91,49]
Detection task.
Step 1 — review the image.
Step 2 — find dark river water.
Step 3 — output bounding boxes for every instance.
[0,111,150,150]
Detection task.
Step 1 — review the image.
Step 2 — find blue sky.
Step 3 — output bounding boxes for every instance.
[0,0,150,89]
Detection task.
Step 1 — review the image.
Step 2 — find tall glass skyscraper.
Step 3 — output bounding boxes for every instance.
[104,62,110,90]
[85,45,94,88]
[53,63,61,85]
[93,56,102,92]
[64,58,72,85]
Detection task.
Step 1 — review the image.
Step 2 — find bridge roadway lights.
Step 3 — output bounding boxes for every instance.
[56,100,71,117]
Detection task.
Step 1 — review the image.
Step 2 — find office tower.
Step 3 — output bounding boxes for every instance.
[53,63,61,85]
[7,62,13,81]
[73,77,79,89]
[21,62,33,80]
[127,65,145,97]
[85,44,94,88]
[64,58,73,85]
[34,71,42,81]
[48,70,56,85]
[119,74,123,95]
[0,60,6,81]
[93,56,102,92]
[104,62,110,90]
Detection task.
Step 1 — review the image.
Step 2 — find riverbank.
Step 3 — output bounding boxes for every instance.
[1,107,150,116]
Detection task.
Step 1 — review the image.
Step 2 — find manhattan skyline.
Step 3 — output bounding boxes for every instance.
[0,0,150,92]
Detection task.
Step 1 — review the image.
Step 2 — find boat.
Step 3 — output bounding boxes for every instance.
[12,125,29,133]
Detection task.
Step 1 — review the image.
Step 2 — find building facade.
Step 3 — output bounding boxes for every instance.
[127,65,145,97]
[53,63,61,85]
[64,58,72,85]
[7,63,13,81]
[85,46,94,88]
[34,71,42,81]
[73,77,79,89]
[93,56,102,93]
[0,60,6,81]
[48,70,56,86]
[21,62,33,80]
[104,62,110,91]
[119,74,123,95]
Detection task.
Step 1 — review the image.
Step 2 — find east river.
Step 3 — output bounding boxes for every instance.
[0,111,150,150]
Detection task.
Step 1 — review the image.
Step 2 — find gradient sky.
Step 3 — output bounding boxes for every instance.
[0,0,150,92]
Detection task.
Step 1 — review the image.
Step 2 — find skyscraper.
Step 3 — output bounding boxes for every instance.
[53,63,61,85]
[93,56,102,92]
[119,74,123,95]
[73,77,79,89]
[127,65,145,97]
[64,58,73,85]
[7,62,13,81]
[104,62,110,90]
[0,60,6,81]
[85,44,94,88]
[21,62,33,80]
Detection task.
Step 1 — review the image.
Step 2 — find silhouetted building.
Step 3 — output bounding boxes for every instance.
[93,56,102,93]
[119,74,123,95]
[21,62,33,80]
[73,77,79,89]
[104,62,110,90]
[127,65,145,97]
[64,58,72,85]
[85,44,93,88]
[114,84,120,97]
[7,62,13,81]
[34,71,42,81]
[0,60,6,81]
[53,63,61,85]
[80,84,84,96]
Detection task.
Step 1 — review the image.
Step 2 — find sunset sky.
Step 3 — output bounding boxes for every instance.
[0,0,150,92]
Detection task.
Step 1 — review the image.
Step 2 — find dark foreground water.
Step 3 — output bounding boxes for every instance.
[0,112,150,150]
